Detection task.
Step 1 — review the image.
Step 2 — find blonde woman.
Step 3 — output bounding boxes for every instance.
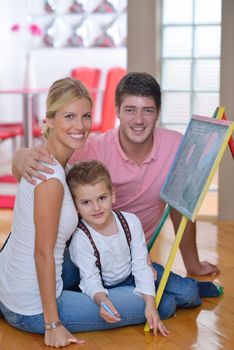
[0,78,145,347]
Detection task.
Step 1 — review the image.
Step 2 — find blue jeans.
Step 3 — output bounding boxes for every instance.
[0,250,201,334]
[0,287,145,334]
[62,249,201,319]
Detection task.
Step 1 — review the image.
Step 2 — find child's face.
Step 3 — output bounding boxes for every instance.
[73,180,116,231]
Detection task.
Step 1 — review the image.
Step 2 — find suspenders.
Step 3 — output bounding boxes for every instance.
[77,210,131,277]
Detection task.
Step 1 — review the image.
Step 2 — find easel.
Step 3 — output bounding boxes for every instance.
[144,107,234,332]
[212,107,234,159]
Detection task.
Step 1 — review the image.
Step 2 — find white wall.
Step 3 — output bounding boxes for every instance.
[0,0,126,120]
[0,0,126,168]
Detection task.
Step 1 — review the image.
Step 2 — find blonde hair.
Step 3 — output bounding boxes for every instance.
[44,77,93,139]
[67,160,113,200]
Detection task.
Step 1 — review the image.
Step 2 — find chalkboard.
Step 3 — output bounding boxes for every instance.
[160,115,234,221]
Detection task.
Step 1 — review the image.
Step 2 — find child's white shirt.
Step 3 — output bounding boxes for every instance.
[69,211,155,300]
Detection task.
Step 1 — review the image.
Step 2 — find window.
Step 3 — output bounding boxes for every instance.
[160,0,222,216]
[161,0,222,132]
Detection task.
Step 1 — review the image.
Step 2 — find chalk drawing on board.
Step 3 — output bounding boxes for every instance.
[160,115,234,221]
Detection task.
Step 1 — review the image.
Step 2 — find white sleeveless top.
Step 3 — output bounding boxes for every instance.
[0,161,78,315]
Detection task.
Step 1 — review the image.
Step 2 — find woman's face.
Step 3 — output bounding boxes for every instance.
[47,97,92,151]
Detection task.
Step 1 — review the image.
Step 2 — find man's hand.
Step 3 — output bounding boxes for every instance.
[12,146,56,184]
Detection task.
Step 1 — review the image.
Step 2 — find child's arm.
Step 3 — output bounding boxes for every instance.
[69,233,108,299]
[130,215,156,297]
[94,292,121,323]
[143,295,169,336]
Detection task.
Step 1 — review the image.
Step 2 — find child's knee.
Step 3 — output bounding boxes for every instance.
[179,279,201,307]
[157,294,177,320]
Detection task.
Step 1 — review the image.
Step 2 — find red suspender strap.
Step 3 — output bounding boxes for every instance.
[77,220,102,274]
[113,210,131,247]
[77,211,131,277]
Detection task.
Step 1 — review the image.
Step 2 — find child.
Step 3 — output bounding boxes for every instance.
[67,160,222,336]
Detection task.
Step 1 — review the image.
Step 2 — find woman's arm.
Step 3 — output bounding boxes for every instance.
[34,178,63,323]
[34,178,78,347]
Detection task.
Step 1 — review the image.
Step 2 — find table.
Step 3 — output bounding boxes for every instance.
[0,88,48,147]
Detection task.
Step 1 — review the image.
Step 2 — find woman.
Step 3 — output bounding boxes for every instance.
[0,78,145,348]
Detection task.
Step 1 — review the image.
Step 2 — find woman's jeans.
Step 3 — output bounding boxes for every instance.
[0,249,201,334]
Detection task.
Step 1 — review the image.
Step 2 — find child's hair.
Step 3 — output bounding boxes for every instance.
[67,160,113,200]
[44,77,93,138]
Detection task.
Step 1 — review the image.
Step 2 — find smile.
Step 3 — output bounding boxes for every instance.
[69,133,85,139]
[92,213,103,218]
[131,126,145,131]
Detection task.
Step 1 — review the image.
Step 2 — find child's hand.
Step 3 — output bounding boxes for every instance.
[145,300,169,336]
[99,299,121,323]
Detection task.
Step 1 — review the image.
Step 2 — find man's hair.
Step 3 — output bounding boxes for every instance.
[115,72,161,110]
[67,160,113,199]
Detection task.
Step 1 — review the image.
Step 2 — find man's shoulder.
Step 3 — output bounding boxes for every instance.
[155,127,183,139]
[89,128,118,144]
[155,127,183,147]
[69,128,118,163]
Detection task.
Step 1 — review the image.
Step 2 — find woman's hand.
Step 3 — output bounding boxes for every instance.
[45,324,85,347]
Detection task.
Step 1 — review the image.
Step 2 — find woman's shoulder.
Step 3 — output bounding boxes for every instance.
[34,161,66,187]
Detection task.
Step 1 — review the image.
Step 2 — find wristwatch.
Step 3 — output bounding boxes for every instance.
[44,320,62,330]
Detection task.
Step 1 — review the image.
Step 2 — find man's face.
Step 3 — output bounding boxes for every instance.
[117,95,159,146]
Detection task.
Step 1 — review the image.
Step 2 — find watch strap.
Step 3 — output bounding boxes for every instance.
[44,320,62,330]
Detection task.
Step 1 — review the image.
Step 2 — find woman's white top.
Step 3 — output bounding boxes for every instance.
[69,211,155,300]
[0,162,78,315]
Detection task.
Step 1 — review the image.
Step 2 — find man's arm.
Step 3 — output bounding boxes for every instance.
[12,146,56,184]
[170,208,219,276]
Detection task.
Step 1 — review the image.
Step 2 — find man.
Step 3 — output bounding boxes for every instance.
[12,72,219,276]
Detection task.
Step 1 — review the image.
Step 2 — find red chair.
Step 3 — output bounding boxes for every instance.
[100,67,126,132]
[71,67,102,132]
[0,126,23,209]
[0,124,23,143]
[0,175,17,209]
[0,195,15,209]
[71,67,101,115]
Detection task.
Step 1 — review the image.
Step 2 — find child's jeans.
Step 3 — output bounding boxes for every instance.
[104,262,201,319]
[62,248,201,320]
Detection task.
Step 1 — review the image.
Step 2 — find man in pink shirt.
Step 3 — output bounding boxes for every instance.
[69,126,181,245]
[12,72,219,276]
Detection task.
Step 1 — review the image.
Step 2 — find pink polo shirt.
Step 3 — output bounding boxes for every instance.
[69,127,182,243]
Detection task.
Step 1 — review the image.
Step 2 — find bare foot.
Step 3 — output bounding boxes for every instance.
[187,261,220,276]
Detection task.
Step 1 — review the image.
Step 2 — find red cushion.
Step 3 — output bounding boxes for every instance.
[0,195,15,209]
[0,175,17,183]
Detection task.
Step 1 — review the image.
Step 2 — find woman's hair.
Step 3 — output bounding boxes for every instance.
[115,72,161,111]
[44,77,93,138]
[67,160,113,200]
